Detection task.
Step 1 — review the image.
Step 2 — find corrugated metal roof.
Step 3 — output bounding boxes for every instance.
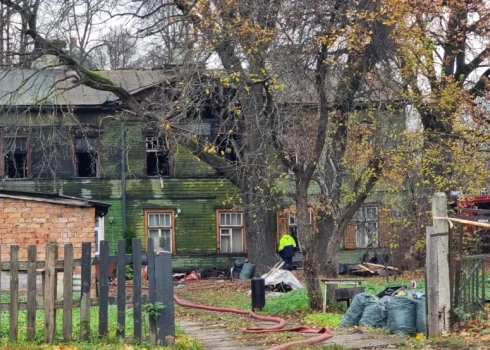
[0,189,110,216]
[0,69,168,106]
[0,69,56,105]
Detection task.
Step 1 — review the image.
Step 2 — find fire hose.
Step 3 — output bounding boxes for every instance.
[110,280,333,349]
[173,295,333,350]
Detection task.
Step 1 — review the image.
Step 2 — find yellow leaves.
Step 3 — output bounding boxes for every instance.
[415,332,425,341]
[203,144,217,154]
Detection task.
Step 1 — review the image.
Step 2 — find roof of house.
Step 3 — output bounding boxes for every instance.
[0,69,169,106]
[0,189,110,217]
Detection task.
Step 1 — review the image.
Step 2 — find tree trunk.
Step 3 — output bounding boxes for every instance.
[296,180,322,310]
[244,192,277,276]
[316,211,334,274]
[325,229,343,279]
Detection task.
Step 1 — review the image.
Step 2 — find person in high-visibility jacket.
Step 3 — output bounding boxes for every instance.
[278,232,296,271]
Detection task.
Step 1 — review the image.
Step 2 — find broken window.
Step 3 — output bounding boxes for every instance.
[75,136,98,178]
[146,136,171,176]
[354,206,378,248]
[215,134,239,162]
[4,138,28,179]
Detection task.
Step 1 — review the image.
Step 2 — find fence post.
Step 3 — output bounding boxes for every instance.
[44,242,58,343]
[426,192,450,336]
[63,244,74,342]
[155,237,174,346]
[26,245,37,341]
[80,242,92,341]
[132,238,142,342]
[9,245,19,341]
[117,239,126,339]
[98,240,109,338]
[147,238,157,345]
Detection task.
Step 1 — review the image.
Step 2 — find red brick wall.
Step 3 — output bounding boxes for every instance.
[0,197,95,261]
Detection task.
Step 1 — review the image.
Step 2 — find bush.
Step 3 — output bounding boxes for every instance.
[123,229,137,254]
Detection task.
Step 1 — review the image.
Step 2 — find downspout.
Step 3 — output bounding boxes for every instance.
[121,122,127,231]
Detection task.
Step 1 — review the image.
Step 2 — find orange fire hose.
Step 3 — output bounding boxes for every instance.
[111,279,334,348]
[173,295,333,350]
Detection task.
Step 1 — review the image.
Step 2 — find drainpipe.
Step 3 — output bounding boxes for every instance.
[121,123,127,231]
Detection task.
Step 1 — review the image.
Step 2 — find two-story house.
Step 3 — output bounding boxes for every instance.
[0,63,401,270]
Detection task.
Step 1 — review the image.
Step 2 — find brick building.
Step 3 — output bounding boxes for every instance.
[0,190,109,260]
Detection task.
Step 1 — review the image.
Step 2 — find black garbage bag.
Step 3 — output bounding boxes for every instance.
[415,297,427,334]
[376,286,406,298]
[359,296,390,328]
[239,262,256,279]
[339,264,349,275]
[339,292,377,327]
[233,258,245,278]
[387,297,417,335]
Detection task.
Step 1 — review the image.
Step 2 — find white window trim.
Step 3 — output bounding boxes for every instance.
[217,211,245,253]
[95,216,104,255]
[147,212,173,253]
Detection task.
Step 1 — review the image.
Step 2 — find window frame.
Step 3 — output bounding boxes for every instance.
[216,209,246,254]
[94,216,105,255]
[354,205,379,248]
[144,209,176,254]
[0,136,31,179]
[144,135,172,177]
[73,134,100,178]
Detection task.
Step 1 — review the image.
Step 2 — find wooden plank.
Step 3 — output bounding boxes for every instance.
[358,264,376,273]
[364,262,399,271]
[44,242,58,343]
[0,255,150,272]
[98,241,109,338]
[9,245,19,341]
[0,294,149,312]
[26,245,37,341]
[80,242,91,341]
[1,259,81,271]
[0,245,2,334]
[147,238,157,345]
[63,244,74,342]
[117,240,126,339]
[155,240,174,345]
[133,238,142,342]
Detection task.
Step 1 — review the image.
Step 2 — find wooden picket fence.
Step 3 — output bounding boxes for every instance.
[0,238,174,345]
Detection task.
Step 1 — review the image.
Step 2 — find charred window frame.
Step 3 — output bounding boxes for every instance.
[354,206,379,248]
[2,137,30,179]
[74,136,99,178]
[145,136,171,177]
[215,133,241,162]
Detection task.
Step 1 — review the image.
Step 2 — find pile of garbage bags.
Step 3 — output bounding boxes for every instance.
[339,289,426,335]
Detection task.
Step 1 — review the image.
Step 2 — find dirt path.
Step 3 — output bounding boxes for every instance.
[179,320,263,350]
[178,318,406,350]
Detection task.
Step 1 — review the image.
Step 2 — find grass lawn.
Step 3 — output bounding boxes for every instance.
[174,272,490,349]
[0,300,202,350]
[175,275,428,349]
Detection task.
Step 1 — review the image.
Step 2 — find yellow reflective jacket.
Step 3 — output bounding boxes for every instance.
[278,234,297,251]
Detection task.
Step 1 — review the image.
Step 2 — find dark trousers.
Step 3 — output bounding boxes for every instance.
[282,257,293,271]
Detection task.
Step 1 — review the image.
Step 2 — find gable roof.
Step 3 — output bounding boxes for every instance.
[0,69,169,107]
[0,189,110,217]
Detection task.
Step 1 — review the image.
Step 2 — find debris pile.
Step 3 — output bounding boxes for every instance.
[339,285,426,336]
